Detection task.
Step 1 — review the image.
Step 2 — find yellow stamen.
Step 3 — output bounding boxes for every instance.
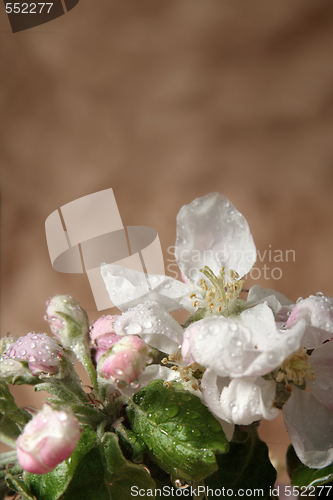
[277,348,316,386]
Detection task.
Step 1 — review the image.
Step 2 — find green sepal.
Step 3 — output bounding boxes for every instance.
[0,381,30,428]
[291,461,333,487]
[24,427,97,500]
[56,313,99,395]
[5,473,36,500]
[0,359,40,385]
[113,420,147,462]
[204,429,276,499]
[126,380,229,481]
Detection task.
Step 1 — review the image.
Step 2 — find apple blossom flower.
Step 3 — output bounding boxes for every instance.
[4,332,63,376]
[45,294,89,348]
[280,333,333,468]
[101,193,257,314]
[16,405,81,474]
[98,335,150,385]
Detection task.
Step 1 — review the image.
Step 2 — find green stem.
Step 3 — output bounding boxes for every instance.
[80,349,99,397]
[0,450,18,466]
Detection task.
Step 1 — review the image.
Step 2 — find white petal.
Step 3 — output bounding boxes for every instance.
[113,301,184,354]
[307,340,333,410]
[219,377,279,425]
[286,295,333,348]
[201,369,235,440]
[201,369,230,421]
[283,387,333,468]
[175,193,256,283]
[240,302,282,351]
[182,306,306,378]
[101,264,196,312]
[247,285,294,320]
[182,316,254,377]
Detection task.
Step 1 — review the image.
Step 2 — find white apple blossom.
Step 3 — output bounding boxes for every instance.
[101,192,333,468]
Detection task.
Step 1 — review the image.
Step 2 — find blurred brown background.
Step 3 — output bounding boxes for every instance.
[1,0,333,485]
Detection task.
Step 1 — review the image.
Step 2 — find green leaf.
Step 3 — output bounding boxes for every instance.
[61,448,111,500]
[204,430,276,499]
[291,461,333,487]
[99,432,156,500]
[0,412,21,439]
[0,381,30,426]
[24,427,97,500]
[127,380,229,481]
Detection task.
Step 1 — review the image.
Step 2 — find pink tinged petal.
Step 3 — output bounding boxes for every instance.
[98,335,150,384]
[16,406,80,474]
[16,446,51,474]
[116,365,180,398]
[4,332,63,376]
[175,193,256,283]
[96,333,121,350]
[286,295,333,348]
[113,301,184,354]
[90,315,118,342]
[283,387,333,468]
[46,295,88,337]
[101,264,196,313]
[307,340,333,410]
[219,377,279,426]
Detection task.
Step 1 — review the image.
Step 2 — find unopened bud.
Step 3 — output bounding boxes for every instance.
[4,332,63,376]
[90,315,122,363]
[89,315,118,343]
[98,335,150,385]
[16,405,81,474]
[46,295,89,348]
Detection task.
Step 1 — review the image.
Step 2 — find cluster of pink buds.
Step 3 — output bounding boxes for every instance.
[97,335,150,385]
[16,405,81,474]
[89,315,121,362]
[4,332,63,376]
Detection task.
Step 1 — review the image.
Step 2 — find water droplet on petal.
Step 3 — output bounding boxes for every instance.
[127,323,142,335]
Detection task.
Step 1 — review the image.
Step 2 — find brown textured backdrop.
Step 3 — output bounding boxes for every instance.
[1,0,333,484]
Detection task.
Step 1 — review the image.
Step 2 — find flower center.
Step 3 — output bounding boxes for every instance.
[275,348,316,386]
[190,266,244,316]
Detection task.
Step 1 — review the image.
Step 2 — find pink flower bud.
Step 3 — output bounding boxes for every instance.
[89,315,118,343]
[46,295,89,344]
[4,332,63,376]
[16,406,80,474]
[98,335,150,385]
[90,316,122,363]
